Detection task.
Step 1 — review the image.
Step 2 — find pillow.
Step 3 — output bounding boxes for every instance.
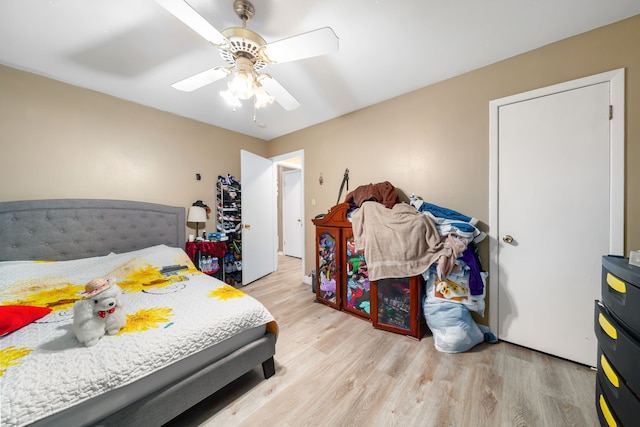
[0,306,52,336]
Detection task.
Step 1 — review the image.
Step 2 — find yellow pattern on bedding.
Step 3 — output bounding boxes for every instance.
[109,258,194,293]
[0,281,83,312]
[0,252,194,311]
[209,285,247,300]
[117,307,173,335]
[0,346,33,377]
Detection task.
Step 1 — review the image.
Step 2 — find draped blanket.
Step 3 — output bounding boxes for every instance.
[351,201,464,281]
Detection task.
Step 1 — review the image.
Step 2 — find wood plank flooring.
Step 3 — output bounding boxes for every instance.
[166,256,599,427]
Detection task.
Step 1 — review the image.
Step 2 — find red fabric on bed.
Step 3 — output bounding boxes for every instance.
[0,305,52,336]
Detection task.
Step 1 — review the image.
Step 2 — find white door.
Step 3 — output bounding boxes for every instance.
[241,150,275,285]
[282,169,303,258]
[490,70,625,367]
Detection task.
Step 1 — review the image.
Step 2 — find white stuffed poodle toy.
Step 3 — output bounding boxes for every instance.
[73,278,126,347]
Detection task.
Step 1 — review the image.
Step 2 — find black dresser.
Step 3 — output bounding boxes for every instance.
[594,255,640,426]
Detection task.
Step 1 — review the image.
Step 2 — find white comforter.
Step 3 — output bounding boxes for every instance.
[0,245,276,427]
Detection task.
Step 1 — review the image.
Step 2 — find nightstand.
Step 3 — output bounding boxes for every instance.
[185,241,227,280]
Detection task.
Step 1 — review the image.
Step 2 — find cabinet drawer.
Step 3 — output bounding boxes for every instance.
[597,348,640,426]
[602,256,640,337]
[594,301,640,393]
[596,376,622,427]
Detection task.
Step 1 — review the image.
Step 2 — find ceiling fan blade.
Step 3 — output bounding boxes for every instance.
[156,0,230,49]
[258,75,301,111]
[172,66,231,92]
[261,27,339,64]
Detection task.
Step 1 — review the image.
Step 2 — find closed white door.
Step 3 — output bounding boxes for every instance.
[241,150,275,285]
[494,78,622,367]
[282,169,303,258]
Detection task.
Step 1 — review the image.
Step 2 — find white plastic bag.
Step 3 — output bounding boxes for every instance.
[423,300,484,353]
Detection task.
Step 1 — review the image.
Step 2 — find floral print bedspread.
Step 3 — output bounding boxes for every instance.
[0,245,276,427]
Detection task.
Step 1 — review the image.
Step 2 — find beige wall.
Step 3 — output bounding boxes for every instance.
[0,65,268,237]
[269,14,640,292]
[1,15,639,321]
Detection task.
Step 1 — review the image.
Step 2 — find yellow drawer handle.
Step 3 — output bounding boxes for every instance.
[601,354,619,388]
[598,313,618,340]
[607,273,627,294]
[599,394,617,427]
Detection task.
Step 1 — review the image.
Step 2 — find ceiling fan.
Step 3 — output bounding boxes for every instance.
[156,0,339,111]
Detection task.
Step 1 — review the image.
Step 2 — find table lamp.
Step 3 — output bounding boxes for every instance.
[187,206,207,237]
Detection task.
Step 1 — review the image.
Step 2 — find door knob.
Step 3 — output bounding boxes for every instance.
[244,224,250,229]
[502,235,513,243]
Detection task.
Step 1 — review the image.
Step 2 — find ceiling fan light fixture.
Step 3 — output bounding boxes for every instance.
[227,56,256,99]
[253,84,274,109]
[161,0,339,114]
[227,72,254,99]
[220,89,242,108]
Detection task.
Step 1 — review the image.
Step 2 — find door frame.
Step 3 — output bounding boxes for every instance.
[487,69,625,336]
[271,149,305,280]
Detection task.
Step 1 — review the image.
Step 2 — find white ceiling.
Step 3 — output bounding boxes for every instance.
[2,1,639,141]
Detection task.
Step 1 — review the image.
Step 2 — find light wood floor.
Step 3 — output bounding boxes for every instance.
[166,256,599,427]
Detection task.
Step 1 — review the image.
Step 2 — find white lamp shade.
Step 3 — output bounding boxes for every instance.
[187,206,207,223]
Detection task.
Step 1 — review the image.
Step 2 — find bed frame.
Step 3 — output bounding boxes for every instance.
[0,199,276,426]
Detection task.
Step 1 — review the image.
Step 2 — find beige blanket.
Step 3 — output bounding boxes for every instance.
[352,201,465,280]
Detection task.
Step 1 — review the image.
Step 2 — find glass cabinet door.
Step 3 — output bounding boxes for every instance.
[343,233,370,319]
[375,277,412,332]
[372,276,426,338]
[316,227,340,309]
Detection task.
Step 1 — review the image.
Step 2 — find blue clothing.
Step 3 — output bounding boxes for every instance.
[410,198,485,243]
[415,201,477,225]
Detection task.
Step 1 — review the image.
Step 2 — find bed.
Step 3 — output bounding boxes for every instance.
[0,199,277,427]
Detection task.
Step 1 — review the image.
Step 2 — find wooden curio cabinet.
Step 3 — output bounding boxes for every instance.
[371,276,427,339]
[312,203,371,320]
[313,203,426,339]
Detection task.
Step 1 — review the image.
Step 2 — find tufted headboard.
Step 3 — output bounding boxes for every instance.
[0,199,185,261]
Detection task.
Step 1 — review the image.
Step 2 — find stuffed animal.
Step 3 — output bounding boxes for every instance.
[73,278,126,346]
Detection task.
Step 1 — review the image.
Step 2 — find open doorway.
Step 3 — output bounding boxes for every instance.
[281,169,302,258]
[271,150,305,281]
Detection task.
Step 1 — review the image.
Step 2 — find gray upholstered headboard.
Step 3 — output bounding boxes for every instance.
[0,199,185,261]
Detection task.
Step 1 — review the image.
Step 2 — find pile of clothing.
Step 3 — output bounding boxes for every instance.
[410,195,495,353]
[348,181,496,353]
